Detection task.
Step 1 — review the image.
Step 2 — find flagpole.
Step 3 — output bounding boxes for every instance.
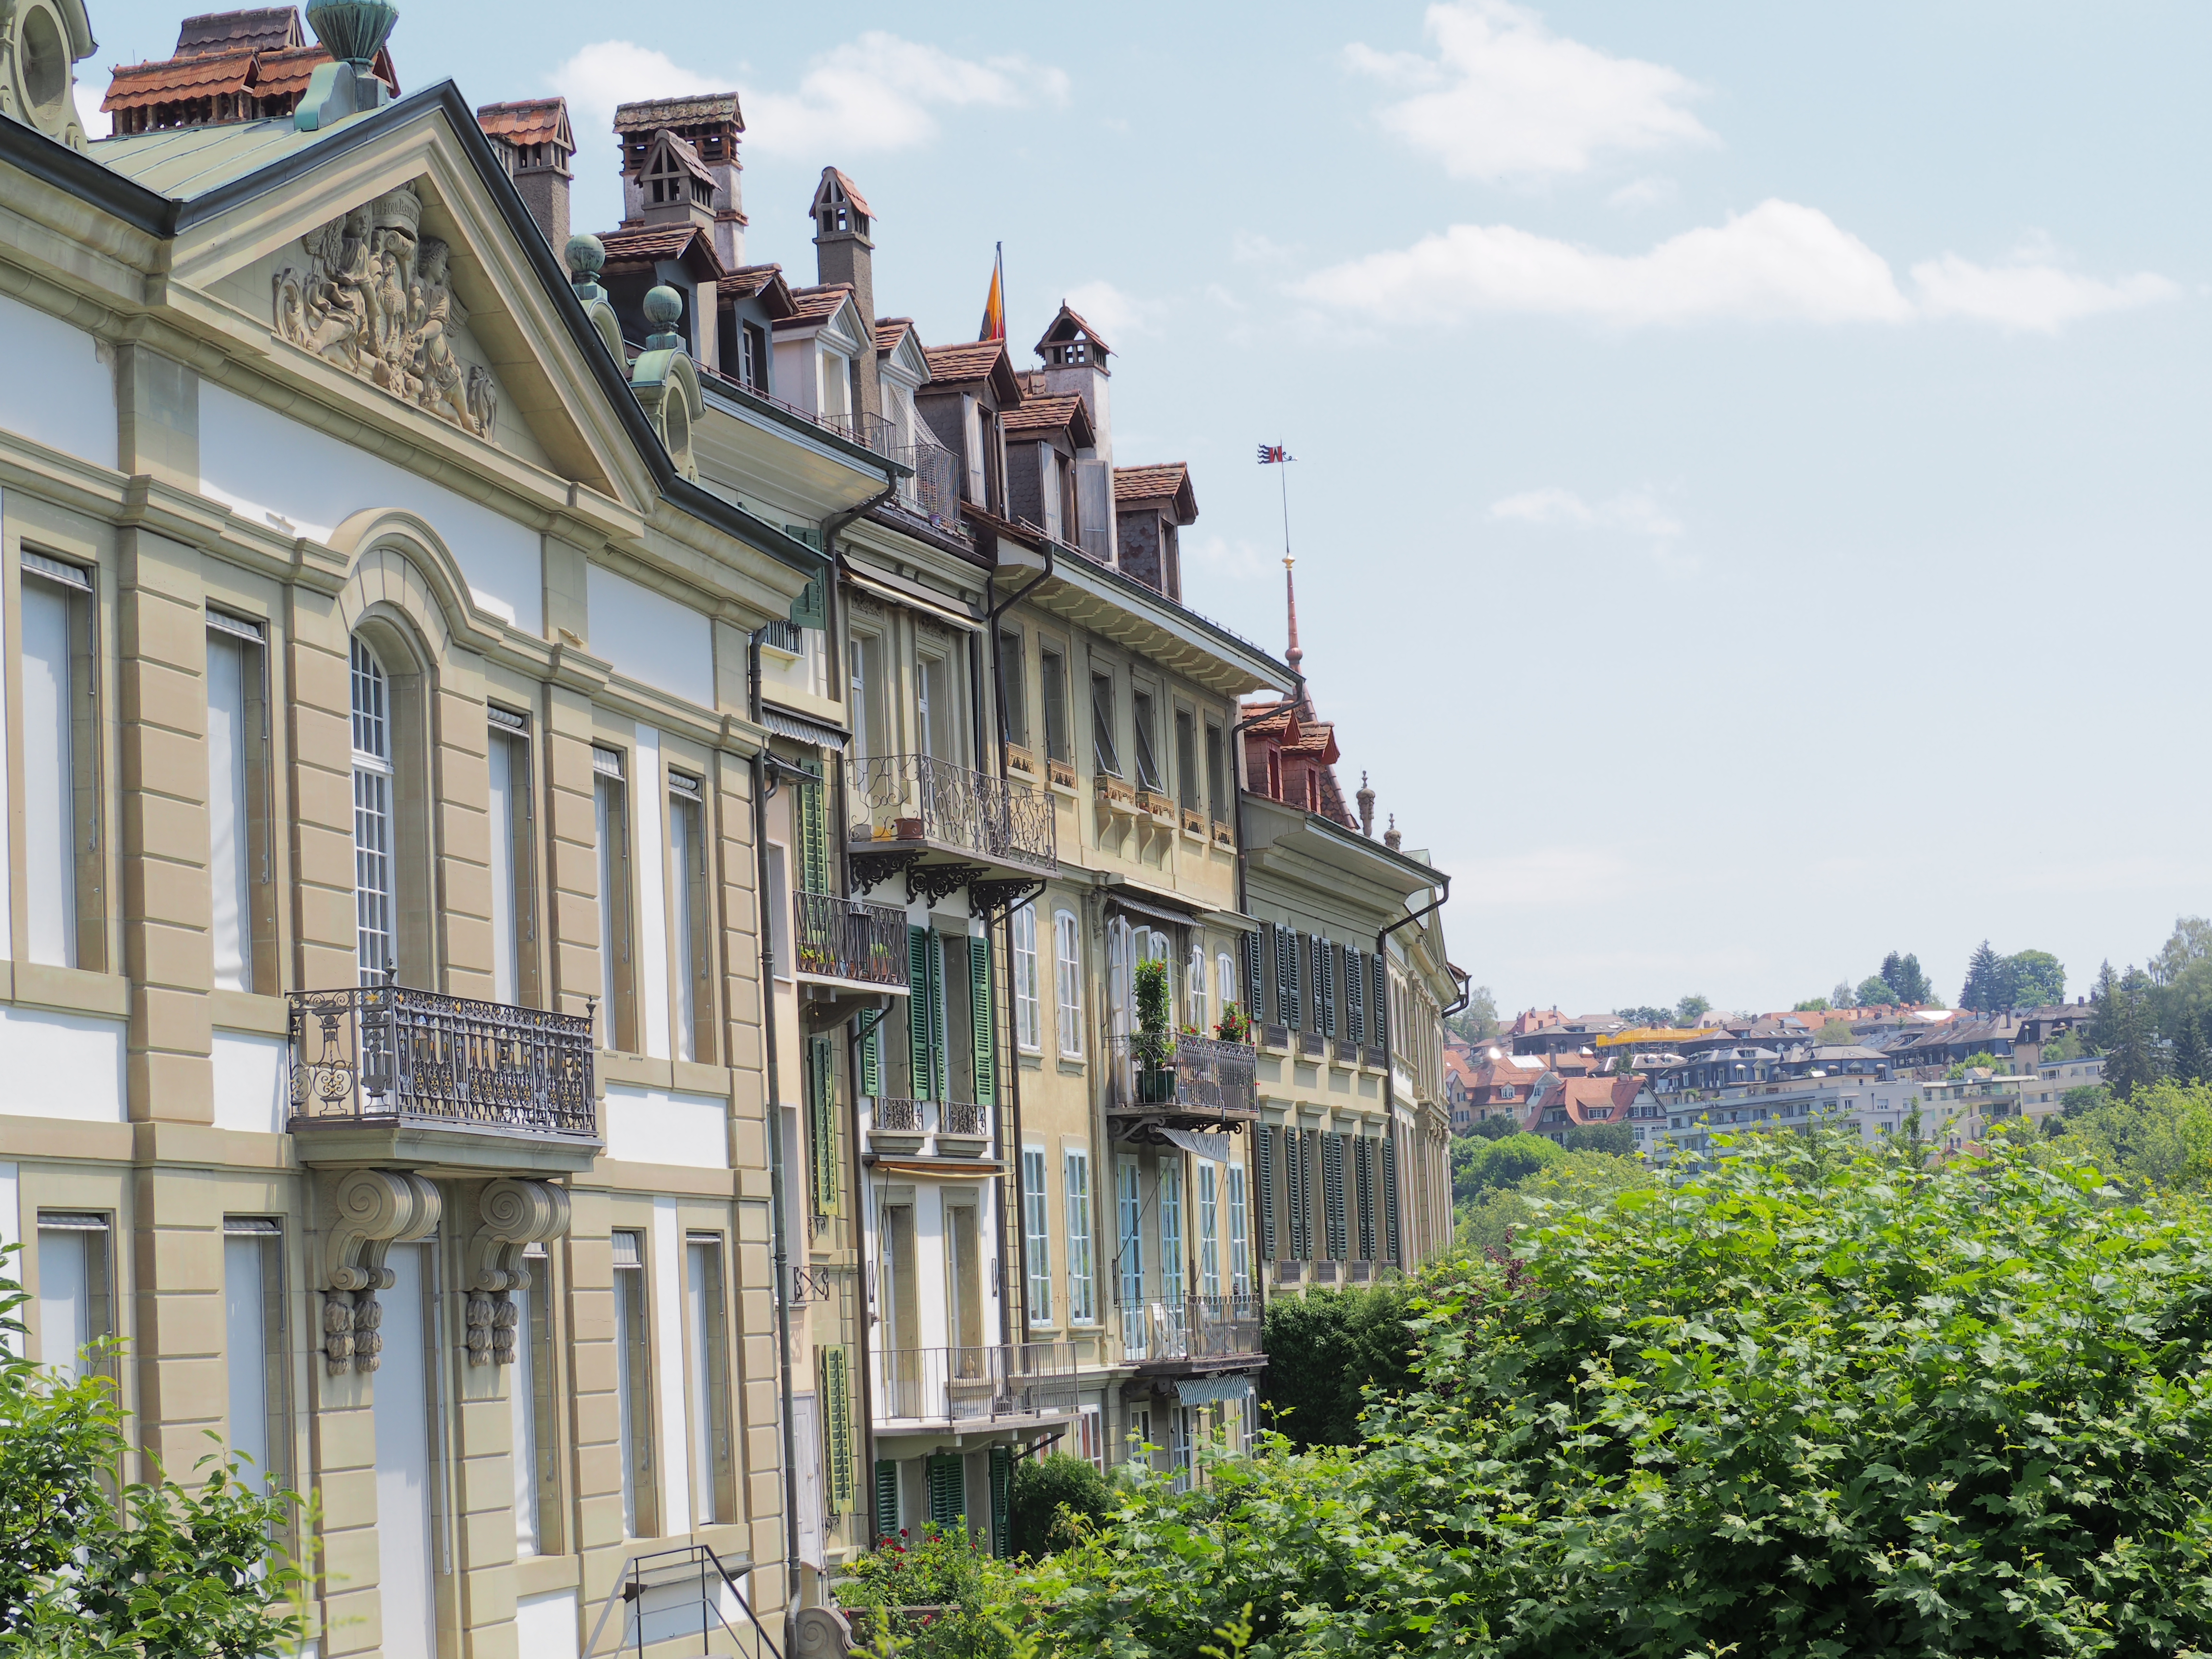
[1278,457,1291,564]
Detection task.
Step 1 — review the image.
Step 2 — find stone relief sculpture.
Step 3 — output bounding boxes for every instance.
[273,181,498,442]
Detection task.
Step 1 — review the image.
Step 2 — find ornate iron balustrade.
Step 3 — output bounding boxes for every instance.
[872,1342,1077,1426]
[940,1102,990,1138]
[793,889,907,986]
[1107,1034,1258,1119]
[873,1098,925,1133]
[287,982,596,1138]
[848,753,1056,873]
[1120,1295,1263,1363]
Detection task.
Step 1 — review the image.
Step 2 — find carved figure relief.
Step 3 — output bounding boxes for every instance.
[273,181,499,443]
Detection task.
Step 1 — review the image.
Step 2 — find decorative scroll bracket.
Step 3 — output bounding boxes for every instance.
[968,876,1046,917]
[849,848,923,899]
[464,1179,572,1367]
[320,1169,441,1375]
[907,861,986,910]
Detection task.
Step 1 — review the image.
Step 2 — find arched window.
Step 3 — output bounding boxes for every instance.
[351,637,395,984]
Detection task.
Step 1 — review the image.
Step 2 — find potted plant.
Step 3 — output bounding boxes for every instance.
[1133,958,1176,1103]
[1214,1001,1250,1045]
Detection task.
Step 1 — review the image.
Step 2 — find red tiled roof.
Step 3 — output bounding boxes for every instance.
[1001,394,1094,447]
[596,224,725,279]
[719,264,796,320]
[614,93,742,134]
[103,41,337,110]
[1113,462,1188,502]
[780,283,854,328]
[875,317,914,357]
[820,167,872,218]
[1034,301,1110,361]
[175,8,301,56]
[922,340,1008,384]
[477,98,571,150]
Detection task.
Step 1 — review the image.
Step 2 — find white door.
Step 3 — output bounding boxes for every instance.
[375,1244,438,1659]
[793,1392,824,1567]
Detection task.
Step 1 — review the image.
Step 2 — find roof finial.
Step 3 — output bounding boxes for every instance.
[1284,554,1302,673]
[1384,814,1402,852]
[1357,770,1375,838]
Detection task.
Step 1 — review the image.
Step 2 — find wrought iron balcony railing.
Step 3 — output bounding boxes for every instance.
[287,982,596,1139]
[849,753,1056,873]
[1118,1295,1263,1363]
[793,889,907,986]
[872,1342,1078,1427]
[889,440,961,528]
[1107,1034,1258,1121]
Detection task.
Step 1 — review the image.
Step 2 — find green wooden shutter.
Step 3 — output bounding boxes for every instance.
[988,1445,1013,1558]
[789,576,827,629]
[909,926,933,1099]
[970,934,995,1107]
[926,1453,964,1529]
[1323,1133,1346,1261]
[808,1033,838,1213]
[821,1347,854,1512]
[798,778,830,896]
[1346,949,1365,1044]
[874,1459,899,1542]
[1320,939,1337,1037]
[1286,933,1303,1029]
[1371,957,1388,1048]
[858,1014,881,1095]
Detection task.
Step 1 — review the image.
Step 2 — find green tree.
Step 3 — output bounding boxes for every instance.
[1560,1122,1635,1156]
[1465,1114,1519,1142]
[2092,959,2165,1099]
[1450,1131,1562,1206]
[1854,974,1897,1007]
[2004,948,2066,1008]
[2172,1010,2209,1086]
[0,1249,300,1657]
[1791,997,1829,1013]
[1958,938,2006,1010]
[1020,1132,2212,1659]
[1456,1149,1655,1259]
[1881,950,1933,1005]
[2038,1079,2212,1194]
[1815,1017,1855,1046]
[1612,1005,1672,1028]
[1256,1280,1419,1450]
[1671,993,1710,1026]
[1444,984,1500,1043]
[1006,1453,1116,1559]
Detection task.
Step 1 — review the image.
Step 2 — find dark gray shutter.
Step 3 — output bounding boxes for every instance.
[1320,939,1336,1038]
[1346,949,1365,1044]
[1323,1133,1347,1261]
[1286,933,1302,1029]
[1272,924,1290,1026]
[1382,1133,1402,1266]
[1255,1127,1277,1262]
[1243,926,1262,1022]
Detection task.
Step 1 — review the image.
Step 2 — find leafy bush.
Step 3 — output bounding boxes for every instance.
[1455,1146,1654,1258]
[1465,1114,1519,1141]
[1133,958,1173,1068]
[1006,1452,1115,1558]
[1450,1131,1560,1205]
[0,1248,300,1657]
[1257,1279,1418,1449]
[2037,1077,2212,1193]
[1015,1131,2212,1657]
[1559,1120,1635,1156]
[837,1523,1026,1659]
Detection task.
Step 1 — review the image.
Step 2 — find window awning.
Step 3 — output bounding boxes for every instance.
[845,568,983,633]
[1160,1129,1231,1163]
[1171,1373,1255,1406]
[762,705,849,753]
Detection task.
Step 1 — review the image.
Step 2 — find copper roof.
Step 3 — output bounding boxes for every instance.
[614,93,742,133]
[476,98,571,150]
[175,7,301,56]
[1002,393,1094,447]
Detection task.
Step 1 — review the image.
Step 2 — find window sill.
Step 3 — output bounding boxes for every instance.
[1057,1056,1087,1074]
[6,961,130,1021]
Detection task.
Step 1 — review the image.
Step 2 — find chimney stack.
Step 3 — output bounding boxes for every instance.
[477,99,575,253]
[614,94,745,263]
[811,168,879,421]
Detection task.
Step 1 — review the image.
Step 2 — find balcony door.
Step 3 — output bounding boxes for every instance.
[374,1242,438,1659]
[944,1197,983,1362]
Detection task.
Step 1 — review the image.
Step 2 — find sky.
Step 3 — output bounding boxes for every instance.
[73,1,2212,1017]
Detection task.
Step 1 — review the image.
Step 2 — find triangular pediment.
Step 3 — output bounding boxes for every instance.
[155,102,659,512]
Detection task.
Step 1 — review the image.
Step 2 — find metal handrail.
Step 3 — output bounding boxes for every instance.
[583,1541,781,1658]
[286,981,596,1137]
[872,1342,1077,1426]
[848,753,1057,872]
[1107,1034,1258,1117]
[1119,1295,1263,1362]
[793,889,906,986]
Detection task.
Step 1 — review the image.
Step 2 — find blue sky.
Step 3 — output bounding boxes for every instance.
[78,1,2212,1016]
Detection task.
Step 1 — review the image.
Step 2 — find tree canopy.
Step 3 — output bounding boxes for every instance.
[1880,950,1935,1005]
[1959,940,2067,1012]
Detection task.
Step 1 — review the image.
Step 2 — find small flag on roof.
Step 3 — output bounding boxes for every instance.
[1258,444,1291,463]
[979,243,1005,342]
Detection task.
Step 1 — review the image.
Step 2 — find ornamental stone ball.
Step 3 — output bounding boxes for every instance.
[565,233,605,280]
[643,285,685,326]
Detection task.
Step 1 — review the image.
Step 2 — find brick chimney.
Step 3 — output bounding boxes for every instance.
[811,168,878,420]
[614,93,745,263]
[477,99,575,252]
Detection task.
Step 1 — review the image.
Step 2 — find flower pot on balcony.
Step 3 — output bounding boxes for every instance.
[1137,1066,1178,1105]
[893,815,924,841]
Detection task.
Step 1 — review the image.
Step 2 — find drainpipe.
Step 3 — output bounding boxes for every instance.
[1224,693,1294,1318]
[847,1005,887,1539]
[748,626,805,1647]
[983,537,1055,1346]
[1375,869,1450,1274]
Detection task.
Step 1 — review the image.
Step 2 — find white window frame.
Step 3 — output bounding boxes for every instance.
[1116,1158,1143,1311]
[1186,942,1207,1031]
[1226,1165,1250,1295]
[1054,910,1084,1058]
[1198,1160,1220,1299]
[1022,1145,1053,1324]
[350,635,396,984]
[1012,902,1041,1052]
[1218,951,1238,1022]
[1158,1161,1184,1305]
[207,625,258,993]
[1064,1148,1095,1324]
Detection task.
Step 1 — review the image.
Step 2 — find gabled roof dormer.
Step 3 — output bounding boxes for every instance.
[636,128,716,230]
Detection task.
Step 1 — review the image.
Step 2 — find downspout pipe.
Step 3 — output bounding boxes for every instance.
[1375,869,1450,1273]
[983,534,1056,1345]
[748,626,804,1647]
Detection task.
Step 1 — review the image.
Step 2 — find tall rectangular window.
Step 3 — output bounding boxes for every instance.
[849,636,872,761]
[1053,910,1084,1058]
[1186,944,1207,1031]
[685,1235,733,1527]
[487,716,535,1006]
[1011,903,1040,1052]
[1022,1146,1052,1323]
[350,636,395,983]
[23,555,98,970]
[669,775,711,1062]
[1130,689,1159,791]
[743,321,769,392]
[1089,671,1118,776]
[1226,1166,1250,1295]
[998,628,1026,749]
[1217,951,1238,1022]
[223,1218,285,1491]
[916,657,944,760]
[513,1243,559,1556]
[594,749,636,1050]
[1039,647,1070,764]
[36,1212,111,1386]
[612,1229,657,1536]
[1064,1149,1095,1324]
[1159,1162,1184,1305]
[1198,1162,1220,1298]
[1175,708,1198,810]
[1205,721,1225,822]
[207,618,266,993]
[1116,1159,1143,1311]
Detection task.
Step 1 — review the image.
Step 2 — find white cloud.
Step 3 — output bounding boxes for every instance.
[1909,252,2179,334]
[1606,175,1677,211]
[553,34,1067,161]
[1298,201,2177,334]
[1347,0,1713,183]
[1490,487,1682,541]
[1059,279,1157,343]
[73,82,108,140]
[745,33,1067,155]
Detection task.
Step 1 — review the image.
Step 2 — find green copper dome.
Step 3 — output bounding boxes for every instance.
[306,0,399,70]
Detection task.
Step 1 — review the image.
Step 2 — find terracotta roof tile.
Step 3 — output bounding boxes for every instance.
[1113,462,1189,503]
[103,41,333,109]
[1034,301,1110,361]
[596,224,725,280]
[1001,394,1094,447]
[875,316,914,356]
[922,340,1010,384]
[717,264,796,319]
[821,167,872,218]
[779,283,854,328]
[476,98,571,150]
[614,93,742,134]
[174,8,301,57]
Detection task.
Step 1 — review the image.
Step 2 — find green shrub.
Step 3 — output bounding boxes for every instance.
[1450,1130,1561,1205]
[1560,1120,1635,1156]
[836,1522,1022,1659]
[1257,1279,1418,1449]
[1005,1451,1114,1558]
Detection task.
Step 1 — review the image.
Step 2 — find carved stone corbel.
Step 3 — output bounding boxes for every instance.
[463,1179,572,1366]
[320,1169,442,1375]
